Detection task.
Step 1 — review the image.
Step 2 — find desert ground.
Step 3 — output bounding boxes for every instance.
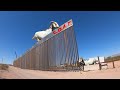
[0,61,120,79]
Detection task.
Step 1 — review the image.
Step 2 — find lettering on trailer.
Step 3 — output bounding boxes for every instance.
[53,19,73,35]
[34,19,73,46]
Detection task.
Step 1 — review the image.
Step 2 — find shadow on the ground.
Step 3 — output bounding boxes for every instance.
[0,77,6,79]
[83,70,92,72]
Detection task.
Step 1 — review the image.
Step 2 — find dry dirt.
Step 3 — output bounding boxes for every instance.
[0,61,120,79]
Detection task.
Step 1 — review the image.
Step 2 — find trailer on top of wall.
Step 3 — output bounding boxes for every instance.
[13,19,79,71]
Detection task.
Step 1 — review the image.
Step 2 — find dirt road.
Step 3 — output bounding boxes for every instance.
[0,66,49,79]
[1,61,120,79]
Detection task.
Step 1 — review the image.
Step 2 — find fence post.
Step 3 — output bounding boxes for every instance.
[113,61,115,68]
[98,56,101,70]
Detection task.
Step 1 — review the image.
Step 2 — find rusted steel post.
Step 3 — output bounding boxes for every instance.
[113,61,115,68]
[98,56,101,70]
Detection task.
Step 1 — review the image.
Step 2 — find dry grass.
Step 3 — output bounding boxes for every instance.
[0,64,9,70]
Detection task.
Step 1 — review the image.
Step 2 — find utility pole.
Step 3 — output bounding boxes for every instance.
[15,51,17,59]
[2,58,3,64]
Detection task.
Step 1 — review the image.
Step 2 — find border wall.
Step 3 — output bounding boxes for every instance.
[13,19,79,71]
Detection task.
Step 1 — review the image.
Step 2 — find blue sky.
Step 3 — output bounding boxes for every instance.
[0,11,120,64]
